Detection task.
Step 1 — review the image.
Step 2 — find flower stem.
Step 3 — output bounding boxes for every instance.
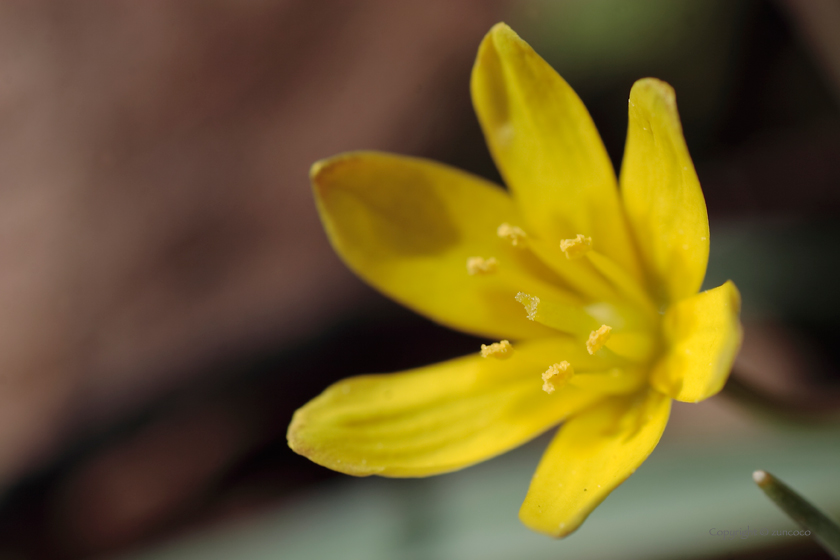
[753,470,840,559]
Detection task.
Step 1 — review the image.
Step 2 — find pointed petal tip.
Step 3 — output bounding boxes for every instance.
[474,22,523,66]
[629,78,676,114]
[310,152,392,202]
[309,152,361,190]
[722,279,742,310]
[489,21,512,34]
[309,158,329,185]
[309,155,343,197]
[476,22,513,46]
[627,78,683,141]
[488,22,517,42]
[518,506,582,538]
[285,397,384,478]
[285,408,309,455]
[631,77,675,96]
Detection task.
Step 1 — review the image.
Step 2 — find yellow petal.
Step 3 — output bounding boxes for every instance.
[650,280,743,402]
[471,23,641,280]
[312,151,578,340]
[620,78,710,304]
[519,389,671,537]
[568,367,647,395]
[604,331,657,363]
[287,339,612,478]
[584,250,658,321]
[526,238,632,307]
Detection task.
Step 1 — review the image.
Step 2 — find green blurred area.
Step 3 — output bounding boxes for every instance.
[509,0,744,154]
[123,420,840,560]
[507,0,837,159]
[706,221,840,323]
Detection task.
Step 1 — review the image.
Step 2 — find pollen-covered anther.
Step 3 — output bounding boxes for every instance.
[560,234,592,259]
[586,324,612,355]
[481,340,513,359]
[541,361,574,394]
[497,223,528,247]
[515,292,540,321]
[466,256,497,275]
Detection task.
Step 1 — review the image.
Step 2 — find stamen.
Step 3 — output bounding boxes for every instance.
[481,340,513,359]
[586,324,613,355]
[514,292,601,334]
[466,256,497,275]
[515,292,540,321]
[542,361,574,394]
[497,223,528,247]
[560,234,592,259]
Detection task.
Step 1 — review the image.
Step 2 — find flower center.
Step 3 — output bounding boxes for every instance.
[466,224,662,396]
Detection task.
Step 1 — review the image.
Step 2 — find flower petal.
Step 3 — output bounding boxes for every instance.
[470,23,641,279]
[584,250,658,320]
[650,280,743,403]
[312,151,578,340]
[620,78,710,304]
[519,389,671,537]
[569,367,647,395]
[287,339,614,478]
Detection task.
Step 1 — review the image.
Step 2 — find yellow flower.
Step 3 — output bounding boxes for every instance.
[287,23,742,537]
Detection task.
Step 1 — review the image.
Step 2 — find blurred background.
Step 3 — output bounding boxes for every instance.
[0,0,838,558]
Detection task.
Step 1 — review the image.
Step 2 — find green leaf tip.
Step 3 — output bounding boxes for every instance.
[753,470,840,559]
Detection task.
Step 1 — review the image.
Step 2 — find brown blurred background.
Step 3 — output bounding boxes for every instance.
[0,0,838,558]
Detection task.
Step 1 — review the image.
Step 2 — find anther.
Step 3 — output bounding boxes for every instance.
[586,324,612,355]
[542,361,574,394]
[560,234,592,259]
[497,223,528,247]
[515,292,540,321]
[466,256,497,275]
[481,340,513,359]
